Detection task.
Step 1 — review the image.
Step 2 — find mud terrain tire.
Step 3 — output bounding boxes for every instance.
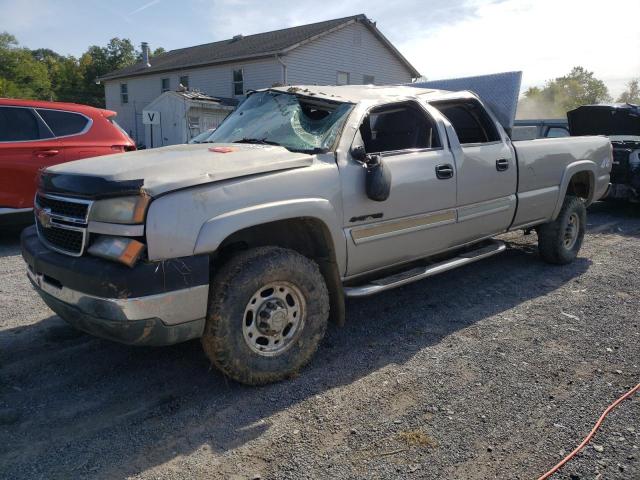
[202,247,329,385]
[536,195,586,265]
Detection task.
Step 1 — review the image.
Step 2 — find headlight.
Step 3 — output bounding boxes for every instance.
[89,195,150,224]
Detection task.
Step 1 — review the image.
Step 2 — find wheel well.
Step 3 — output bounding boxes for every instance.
[566,171,592,200]
[214,218,346,326]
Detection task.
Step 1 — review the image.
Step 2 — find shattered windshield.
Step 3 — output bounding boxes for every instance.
[206,90,353,153]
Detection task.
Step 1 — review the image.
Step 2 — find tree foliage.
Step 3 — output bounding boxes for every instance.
[518,66,612,119]
[0,33,163,107]
[617,79,640,104]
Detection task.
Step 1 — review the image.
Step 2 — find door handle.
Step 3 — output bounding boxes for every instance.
[35,149,60,158]
[435,164,454,179]
[496,158,509,171]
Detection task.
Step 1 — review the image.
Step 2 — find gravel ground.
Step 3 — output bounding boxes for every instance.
[0,201,638,480]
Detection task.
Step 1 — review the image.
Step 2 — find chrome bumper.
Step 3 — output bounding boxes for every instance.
[28,268,208,346]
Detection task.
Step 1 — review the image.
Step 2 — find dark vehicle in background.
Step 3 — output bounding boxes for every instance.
[0,99,136,225]
[568,103,640,202]
[512,119,569,140]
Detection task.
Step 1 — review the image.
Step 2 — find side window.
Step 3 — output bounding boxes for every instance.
[546,126,569,138]
[431,100,500,145]
[337,71,350,86]
[120,83,128,104]
[233,69,244,95]
[359,103,441,154]
[37,109,89,137]
[0,107,52,141]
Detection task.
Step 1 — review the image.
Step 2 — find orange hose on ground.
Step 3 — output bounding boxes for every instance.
[537,382,640,480]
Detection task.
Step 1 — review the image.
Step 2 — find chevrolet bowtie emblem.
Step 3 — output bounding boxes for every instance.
[37,208,53,229]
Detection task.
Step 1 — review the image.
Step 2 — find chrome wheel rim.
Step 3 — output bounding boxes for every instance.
[242,282,306,357]
[563,213,580,250]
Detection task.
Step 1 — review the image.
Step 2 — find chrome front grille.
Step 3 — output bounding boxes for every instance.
[36,194,90,220]
[34,193,93,256]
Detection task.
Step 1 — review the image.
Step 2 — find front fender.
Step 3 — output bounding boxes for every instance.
[193,198,347,274]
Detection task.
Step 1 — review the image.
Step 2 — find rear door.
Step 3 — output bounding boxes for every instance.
[340,101,458,276]
[430,99,517,244]
[0,106,61,209]
[36,108,97,161]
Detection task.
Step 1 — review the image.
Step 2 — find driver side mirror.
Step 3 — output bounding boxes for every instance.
[350,145,367,162]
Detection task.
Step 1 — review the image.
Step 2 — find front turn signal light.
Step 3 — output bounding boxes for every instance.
[88,236,146,268]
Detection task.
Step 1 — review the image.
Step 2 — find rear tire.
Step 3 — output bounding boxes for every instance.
[202,246,329,385]
[536,195,586,265]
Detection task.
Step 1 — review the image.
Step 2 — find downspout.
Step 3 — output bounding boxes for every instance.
[275,54,288,85]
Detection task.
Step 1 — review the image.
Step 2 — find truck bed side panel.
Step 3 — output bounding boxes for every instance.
[511,136,610,228]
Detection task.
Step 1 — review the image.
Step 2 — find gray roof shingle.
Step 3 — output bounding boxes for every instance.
[99,14,419,81]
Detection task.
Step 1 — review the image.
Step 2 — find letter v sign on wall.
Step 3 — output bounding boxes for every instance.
[142,110,160,148]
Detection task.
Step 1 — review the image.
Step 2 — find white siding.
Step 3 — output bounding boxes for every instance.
[284,22,413,86]
[104,22,416,145]
[104,57,281,144]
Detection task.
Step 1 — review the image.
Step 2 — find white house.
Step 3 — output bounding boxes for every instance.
[99,14,420,145]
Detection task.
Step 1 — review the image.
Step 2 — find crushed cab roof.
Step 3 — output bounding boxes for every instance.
[266,84,466,104]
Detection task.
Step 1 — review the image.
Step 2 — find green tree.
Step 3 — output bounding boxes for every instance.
[1,33,160,107]
[518,66,612,119]
[617,79,640,104]
[0,31,53,99]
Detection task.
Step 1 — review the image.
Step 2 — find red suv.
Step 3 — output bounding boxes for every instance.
[0,99,135,223]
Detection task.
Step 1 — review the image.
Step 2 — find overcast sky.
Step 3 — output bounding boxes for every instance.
[1,0,639,96]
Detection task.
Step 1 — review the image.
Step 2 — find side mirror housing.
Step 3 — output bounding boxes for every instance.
[365,155,392,202]
[351,145,367,162]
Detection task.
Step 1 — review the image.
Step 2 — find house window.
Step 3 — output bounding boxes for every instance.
[363,74,375,85]
[179,75,189,89]
[233,69,244,95]
[337,71,349,86]
[120,83,128,104]
[161,78,170,92]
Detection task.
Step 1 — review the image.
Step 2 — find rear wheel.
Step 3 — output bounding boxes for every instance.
[202,246,329,385]
[536,195,586,265]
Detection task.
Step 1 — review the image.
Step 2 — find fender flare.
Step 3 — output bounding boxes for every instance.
[551,160,596,219]
[193,198,347,274]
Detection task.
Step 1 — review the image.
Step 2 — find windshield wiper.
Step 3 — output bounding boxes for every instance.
[233,137,282,147]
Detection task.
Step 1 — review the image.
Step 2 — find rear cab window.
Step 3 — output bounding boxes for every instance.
[0,106,53,141]
[430,99,500,145]
[36,109,90,137]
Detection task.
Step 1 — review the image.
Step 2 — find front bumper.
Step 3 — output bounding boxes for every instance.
[21,226,210,346]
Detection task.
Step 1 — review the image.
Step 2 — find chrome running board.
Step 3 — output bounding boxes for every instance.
[343,240,506,297]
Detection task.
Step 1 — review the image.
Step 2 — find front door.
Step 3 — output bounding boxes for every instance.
[339,101,458,276]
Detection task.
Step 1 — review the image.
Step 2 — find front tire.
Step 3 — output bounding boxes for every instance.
[202,247,329,385]
[536,195,586,265]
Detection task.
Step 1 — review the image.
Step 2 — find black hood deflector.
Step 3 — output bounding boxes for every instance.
[39,172,144,199]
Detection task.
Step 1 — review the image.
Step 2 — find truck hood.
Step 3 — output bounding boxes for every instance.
[40,143,314,198]
[568,104,640,137]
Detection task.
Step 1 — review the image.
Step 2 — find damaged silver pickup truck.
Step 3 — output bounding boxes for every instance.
[22,85,612,384]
